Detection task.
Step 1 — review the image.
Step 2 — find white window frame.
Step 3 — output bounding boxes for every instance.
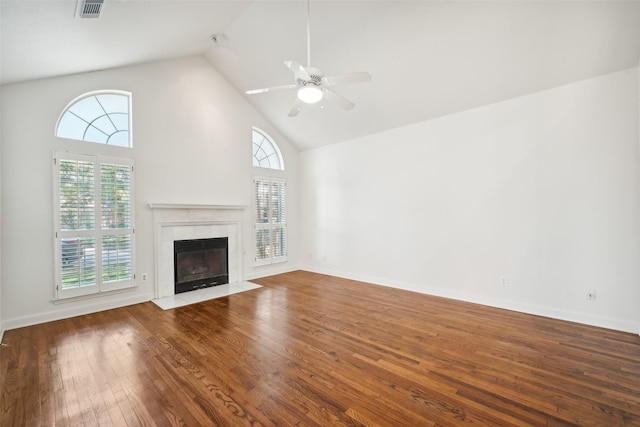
[254,176,287,266]
[53,152,136,300]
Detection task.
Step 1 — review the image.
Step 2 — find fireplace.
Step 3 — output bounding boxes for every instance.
[174,237,229,294]
[149,203,245,299]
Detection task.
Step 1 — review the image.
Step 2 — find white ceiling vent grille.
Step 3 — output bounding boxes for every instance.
[76,0,104,19]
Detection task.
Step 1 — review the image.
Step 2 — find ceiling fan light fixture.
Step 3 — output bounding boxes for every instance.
[245,0,370,116]
[297,86,323,104]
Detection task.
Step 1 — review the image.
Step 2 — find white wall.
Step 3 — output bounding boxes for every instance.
[0,3,4,340]
[300,68,640,333]
[0,56,298,330]
[0,85,3,341]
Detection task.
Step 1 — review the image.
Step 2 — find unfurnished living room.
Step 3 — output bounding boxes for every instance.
[1,0,640,426]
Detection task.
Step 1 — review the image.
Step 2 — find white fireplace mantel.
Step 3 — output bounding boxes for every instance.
[149,203,248,299]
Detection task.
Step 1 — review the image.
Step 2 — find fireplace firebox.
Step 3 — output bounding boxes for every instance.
[174,237,228,294]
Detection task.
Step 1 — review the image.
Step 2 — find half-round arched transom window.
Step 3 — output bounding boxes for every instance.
[56,91,131,147]
[252,127,283,170]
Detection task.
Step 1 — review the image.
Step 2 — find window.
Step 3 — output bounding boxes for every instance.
[252,127,283,170]
[53,152,135,300]
[56,91,132,147]
[254,177,287,265]
[252,128,286,265]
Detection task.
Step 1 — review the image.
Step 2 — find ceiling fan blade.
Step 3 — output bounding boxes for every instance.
[322,88,354,110]
[288,99,303,117]
[246,84,297,95]
[284,60,310,81]
[321,71,371,86]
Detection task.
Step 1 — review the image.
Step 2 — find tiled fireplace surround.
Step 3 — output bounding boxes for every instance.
[149,204,246,299]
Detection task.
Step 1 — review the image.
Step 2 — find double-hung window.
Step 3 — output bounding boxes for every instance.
[53,153,135,299]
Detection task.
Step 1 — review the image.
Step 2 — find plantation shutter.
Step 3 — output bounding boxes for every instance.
[100,162,133,284]
[271,180,287,259]
[54,153,135,299]
[57,155,98,296]
[254,177,287,265]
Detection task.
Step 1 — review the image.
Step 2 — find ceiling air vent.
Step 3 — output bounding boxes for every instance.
[76,0,104,19]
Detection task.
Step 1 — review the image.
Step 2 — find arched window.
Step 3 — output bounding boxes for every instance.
[251,127,286,265]
[56,91,132,147]
[252,127,283,170]
[52,89,135,300]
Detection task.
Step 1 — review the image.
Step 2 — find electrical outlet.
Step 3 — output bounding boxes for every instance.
[141,273,148,282]
[587,289,596,300]
[499,276,509,287]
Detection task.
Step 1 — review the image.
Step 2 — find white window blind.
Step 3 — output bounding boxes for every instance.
[254,177,287,265]
[54,153,135,299]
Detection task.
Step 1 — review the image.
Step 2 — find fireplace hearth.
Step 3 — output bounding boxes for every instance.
[174,237,228,294]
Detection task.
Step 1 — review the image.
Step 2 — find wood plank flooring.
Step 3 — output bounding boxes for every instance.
[2,270,640,426]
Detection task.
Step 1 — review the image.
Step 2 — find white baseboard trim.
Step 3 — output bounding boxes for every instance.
[5,267,637,337]
[1,263,301,333]
[300,265,639,335]
[2,291,155,332]
[245,264,299,281]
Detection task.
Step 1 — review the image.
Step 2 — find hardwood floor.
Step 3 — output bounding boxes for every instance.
[2,271,640,426]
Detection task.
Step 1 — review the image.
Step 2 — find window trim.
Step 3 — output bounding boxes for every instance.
[53,151,136,300]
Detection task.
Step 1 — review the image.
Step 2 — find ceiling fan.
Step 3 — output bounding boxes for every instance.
[245,0,371,117]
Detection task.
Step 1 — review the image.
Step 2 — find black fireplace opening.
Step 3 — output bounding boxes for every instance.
[174,237,228,294]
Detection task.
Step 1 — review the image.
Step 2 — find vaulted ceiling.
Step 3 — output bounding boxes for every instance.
[3,1,640,150]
